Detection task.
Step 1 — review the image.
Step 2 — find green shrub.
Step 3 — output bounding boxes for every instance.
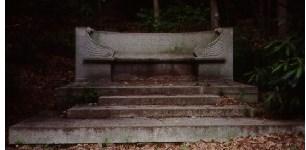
[246,35,304,117]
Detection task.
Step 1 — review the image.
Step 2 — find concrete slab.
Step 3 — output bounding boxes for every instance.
[112,63,196,81]
[9,117,304,144]
[57,84,257,97]
[99,95,220,105]
[57,85,203,96]
[67,105,254,118]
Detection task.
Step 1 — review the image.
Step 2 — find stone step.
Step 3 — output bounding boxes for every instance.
[9,116,304,144]
[99,95,220,106]
[67,105,254,118]
[56,81,258,109]
[93,86,202,95]
[58,85,257,96]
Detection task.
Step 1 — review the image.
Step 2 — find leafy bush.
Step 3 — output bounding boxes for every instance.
[137,5,210,32]
[246,35,304,116]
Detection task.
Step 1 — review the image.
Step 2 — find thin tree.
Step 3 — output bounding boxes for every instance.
[277,0,287,37]
[210,0,220,28]
[153,0,160,24]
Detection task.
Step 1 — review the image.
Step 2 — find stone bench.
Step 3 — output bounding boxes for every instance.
[75,27,233,81]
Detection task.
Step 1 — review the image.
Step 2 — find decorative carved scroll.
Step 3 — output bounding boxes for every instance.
[193,28,229,58]
[83,27,114,58]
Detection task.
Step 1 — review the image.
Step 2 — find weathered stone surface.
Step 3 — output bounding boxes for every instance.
[99,95,220,105]
[9,117,304,144]
[75,28,113,82]
[56,80,258,109]
[195,28,233,80]
[57,85,202,97]
[93,31,216,54]
[112,63,196,81]
[67,105,254,118]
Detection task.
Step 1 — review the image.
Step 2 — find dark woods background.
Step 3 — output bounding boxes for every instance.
[6,0,305,126]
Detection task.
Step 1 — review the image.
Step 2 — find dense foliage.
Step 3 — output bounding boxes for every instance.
[246,35,304,116]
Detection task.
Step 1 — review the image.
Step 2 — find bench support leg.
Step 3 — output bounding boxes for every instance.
[197,64,233,81]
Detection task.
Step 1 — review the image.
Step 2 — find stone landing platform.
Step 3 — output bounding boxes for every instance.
[9,116,303,144]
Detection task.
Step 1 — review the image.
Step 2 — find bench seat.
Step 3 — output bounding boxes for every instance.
[83,53,225,64]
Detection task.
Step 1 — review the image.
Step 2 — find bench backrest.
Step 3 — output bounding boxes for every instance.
[92,31,216,55]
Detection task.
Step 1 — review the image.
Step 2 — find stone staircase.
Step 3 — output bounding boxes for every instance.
[9,80,304,144]
[65,81,256,119]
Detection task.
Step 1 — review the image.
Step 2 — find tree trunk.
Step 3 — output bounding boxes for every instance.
[266,0,272,35]
[210,0,220,29]
[277,0,287,37]
[153,0,160,23]
[257,0,265,31]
